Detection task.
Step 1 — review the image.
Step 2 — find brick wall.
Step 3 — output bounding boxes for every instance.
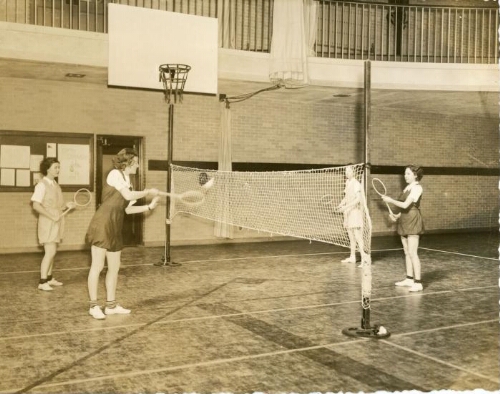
[0,76,496,253]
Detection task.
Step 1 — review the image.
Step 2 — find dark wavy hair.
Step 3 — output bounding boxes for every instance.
[39,157,60,176]
[406,165,424,181]
[112,148,138,170]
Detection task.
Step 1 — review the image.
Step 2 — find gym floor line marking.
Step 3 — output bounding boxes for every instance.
[420,247,497,261]
[3,244,486,276]
[4,316,497,394]
[0,247,408,276]
[11,279,236,394]
[0,252,347,275]
[381,334,499,384]
[391,318,497,338]
[0,338,401,393]
[1,285,495,342]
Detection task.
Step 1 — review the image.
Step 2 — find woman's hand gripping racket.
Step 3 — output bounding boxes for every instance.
[371,178,395,216]
[61,188,92,217]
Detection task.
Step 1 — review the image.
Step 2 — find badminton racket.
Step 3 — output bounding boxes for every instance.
[319,195,346,216]
[61,188,92,217]
[158,190,206,207]
[319,194,336,206]
[371,178,394,215]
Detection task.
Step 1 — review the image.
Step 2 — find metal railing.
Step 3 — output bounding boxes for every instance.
[315,1,498,63]
[1,0,497,63]
[1,0,273,52]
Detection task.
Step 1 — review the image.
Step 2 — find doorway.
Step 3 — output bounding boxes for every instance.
[96,135,144,246]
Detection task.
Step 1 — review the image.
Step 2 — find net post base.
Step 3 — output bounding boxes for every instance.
[342,325,390,339]
[154,256,182,267]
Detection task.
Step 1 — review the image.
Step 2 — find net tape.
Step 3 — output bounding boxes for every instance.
[170,164,372,253]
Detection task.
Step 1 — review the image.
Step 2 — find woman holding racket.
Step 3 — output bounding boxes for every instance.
[337,165,369,267]
[382,165,424,292]
[86,148,160,320]
[31,157,77,291]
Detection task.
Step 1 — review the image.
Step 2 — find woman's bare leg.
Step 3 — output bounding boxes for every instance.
[88,245,106,301]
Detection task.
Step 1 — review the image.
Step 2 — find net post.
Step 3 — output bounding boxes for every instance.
[341,63,390,340]
[154,64,191,268]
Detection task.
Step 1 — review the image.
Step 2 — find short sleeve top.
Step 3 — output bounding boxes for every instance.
[345,178,361,202]
[106,169,136,206]
[403,182,423,203]
[31,177,55,203]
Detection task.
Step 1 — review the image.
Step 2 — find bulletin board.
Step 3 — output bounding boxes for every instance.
[0,131,94,192]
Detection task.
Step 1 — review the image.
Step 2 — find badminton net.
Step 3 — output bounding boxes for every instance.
[169,163,372,254]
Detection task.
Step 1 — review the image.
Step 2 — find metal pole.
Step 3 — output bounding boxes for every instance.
[156,103,181,267]
[364,60,370,197]
[342,60,389,339]
[165,103,174,263]
[362,59,371,329]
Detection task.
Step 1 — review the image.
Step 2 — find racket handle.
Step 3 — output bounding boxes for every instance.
[385,203,394,215]
[158,191,172,197]
[61,208,72,217]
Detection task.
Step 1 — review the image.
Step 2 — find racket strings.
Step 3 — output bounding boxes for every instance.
[371,178,394,215]
[179,191,205,206]
[371,178,387,197]
[74,189,92,207]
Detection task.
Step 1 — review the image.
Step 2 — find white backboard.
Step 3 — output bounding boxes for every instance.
[108,4,218,95]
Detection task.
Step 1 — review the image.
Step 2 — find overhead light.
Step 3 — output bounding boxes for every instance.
[65,73,85,78]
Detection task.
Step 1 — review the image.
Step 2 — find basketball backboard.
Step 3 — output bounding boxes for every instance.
[108,4,218,95]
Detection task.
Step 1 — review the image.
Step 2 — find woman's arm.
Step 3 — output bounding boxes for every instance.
[125,196,160,215]
[119,188,159,201]
[339,192,360,211]
[383,184,422,210]
[382,195,413,209]
[32,202,59,222]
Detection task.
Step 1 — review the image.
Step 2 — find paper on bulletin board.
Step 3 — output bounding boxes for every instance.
[16,169,30,187]
[0,145,30,169]
[46,143,57,157]
[58,144,90,185]
[30,155,44,172]
[0,169,15,186]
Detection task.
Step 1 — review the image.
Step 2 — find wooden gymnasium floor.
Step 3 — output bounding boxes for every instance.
[0,231,497,394]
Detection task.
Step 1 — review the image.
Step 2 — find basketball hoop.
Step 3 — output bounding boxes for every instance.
[159,64,191,104]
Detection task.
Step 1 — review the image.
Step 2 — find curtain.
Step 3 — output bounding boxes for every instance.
[217,0,236,49]
[304,0,318,57]
[269,0,317,85]
[214,103,234,238]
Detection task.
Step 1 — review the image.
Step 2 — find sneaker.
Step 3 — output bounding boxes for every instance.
[89,305,106,320]
[48,278,63,286]
[38,282,53,291]
[104,305,131,315]
[395,278,414,287]
[409,283,423,292]
[341,257,355,263]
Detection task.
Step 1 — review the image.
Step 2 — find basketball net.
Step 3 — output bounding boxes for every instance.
[170,163,373,304]
[159,64,191,103]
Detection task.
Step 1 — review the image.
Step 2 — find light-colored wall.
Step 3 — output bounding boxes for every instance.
[0,22,497,253]
[1,22,497,92]
[0,75,497,252]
